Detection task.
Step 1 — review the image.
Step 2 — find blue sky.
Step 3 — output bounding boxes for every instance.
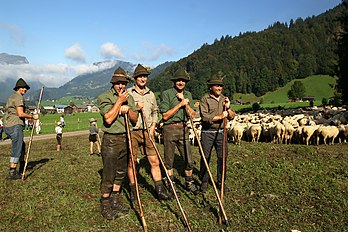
[0,0,341,87]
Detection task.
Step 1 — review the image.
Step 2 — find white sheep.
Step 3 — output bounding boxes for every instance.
[317,125,339,145]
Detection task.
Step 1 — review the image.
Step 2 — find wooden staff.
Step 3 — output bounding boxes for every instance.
[185,106,229,226]
[22,86,44,181]
[219,105,227,224]
[124,113,148,232]
[140,109,192,231]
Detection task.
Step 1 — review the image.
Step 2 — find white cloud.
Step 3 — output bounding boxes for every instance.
[132,44,174,62]
[0,21,25,46]
[0,61,117,88]
[74,60,117,75]
[100,42,124,59]
[0,63,75,87]
[64,43,86,62]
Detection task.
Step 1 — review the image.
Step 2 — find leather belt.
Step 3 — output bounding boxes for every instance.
[166,123,186,127]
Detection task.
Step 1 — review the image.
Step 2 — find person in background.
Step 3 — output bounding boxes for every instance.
[4,78,39,180]
[199,74,235,192]
[160,67,200,196]
[35,118,41,135]
[97,67,138,220]
[127,64,171,201]
[89,118,101,156]
[0,115,4,141]
[55,122,63,151]
[60,114,65,127]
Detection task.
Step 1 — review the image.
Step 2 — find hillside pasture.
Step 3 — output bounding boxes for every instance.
[0,134,347,231]
[232,75,336,107]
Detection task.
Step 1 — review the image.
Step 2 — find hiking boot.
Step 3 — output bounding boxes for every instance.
[155,184,171,201]
[217,182,231,193]
[200,182,209,193]
[185,181,200,195]
[100,198,116,220]
[110,192,129,213]
[6,169,21,180]
[129,184,136,202]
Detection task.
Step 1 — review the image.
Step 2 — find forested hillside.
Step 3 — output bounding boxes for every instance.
[148,4,344,100]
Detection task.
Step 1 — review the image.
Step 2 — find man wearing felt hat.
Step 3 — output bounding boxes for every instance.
[4,78,39,180]
[127,64,171,201]
[160,67,200,196]
[199,73,235,193]
[97,67,138,220]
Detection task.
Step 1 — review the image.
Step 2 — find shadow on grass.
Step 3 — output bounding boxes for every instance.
[24,158,52,179]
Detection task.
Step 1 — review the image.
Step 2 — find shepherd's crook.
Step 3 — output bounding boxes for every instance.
[185,106,229,226]
[124,113,148,232]
[140,109,192,231]
[219,105,227,224]
[22,86,44,181]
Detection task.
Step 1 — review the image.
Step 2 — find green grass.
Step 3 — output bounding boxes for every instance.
[0,137,347,231]
[25,112,102,136]
[233,75,336,105]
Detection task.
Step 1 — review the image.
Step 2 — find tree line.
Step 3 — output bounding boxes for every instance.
[148,3,345,102]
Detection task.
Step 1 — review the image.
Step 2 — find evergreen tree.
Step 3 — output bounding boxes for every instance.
[336,0,348,104]
[288,81,306,100]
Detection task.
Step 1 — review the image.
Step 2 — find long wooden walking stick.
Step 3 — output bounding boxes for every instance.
[140,109,192,231]
[185,107,229,226]
[22,86,44,181]
[124,113,148,232]
[219,105,228,224]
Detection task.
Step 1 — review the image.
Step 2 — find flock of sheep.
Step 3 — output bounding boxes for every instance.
[182,105,348,146]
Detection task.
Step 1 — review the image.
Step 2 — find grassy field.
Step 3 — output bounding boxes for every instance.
[24,112,102,136]
[0,136,347,231]
[233,75,336,105]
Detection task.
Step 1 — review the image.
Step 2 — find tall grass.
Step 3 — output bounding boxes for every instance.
[0,136,347,231]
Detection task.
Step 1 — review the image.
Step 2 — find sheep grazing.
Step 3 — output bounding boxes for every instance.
[338,125,348,143]
[317,125,340,145]
[302,125,320,146]
[228,124,245,145]
[282,121,295,144]
[270,122,285,144]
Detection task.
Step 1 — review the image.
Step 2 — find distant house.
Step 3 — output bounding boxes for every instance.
[64,105,74,115]
[302,96,315,102]
[43,106,56,114]
[86,104,100,112]
[73,104,88,113]
[55,105,68,114]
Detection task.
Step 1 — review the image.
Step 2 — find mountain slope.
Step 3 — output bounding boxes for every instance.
[148,4,343,100]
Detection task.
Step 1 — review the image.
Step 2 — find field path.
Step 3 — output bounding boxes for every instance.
[0,130,89,146]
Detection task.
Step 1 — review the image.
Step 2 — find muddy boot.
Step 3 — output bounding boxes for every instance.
[185,176,199,195]
[110,192,129,214]
[200,181,209,193]
[167,176,181,198]
[155,182,171,201]
[100,198,116,220]
[6,168,21,180]
[129,184,136,202]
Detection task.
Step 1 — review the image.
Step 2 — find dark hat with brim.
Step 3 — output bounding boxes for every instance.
[207,75,224,86]
[171,68,190,82]
[132,64,151,79]
[110,67,130,83]
[89,118,97,123]
[13,78,30,90]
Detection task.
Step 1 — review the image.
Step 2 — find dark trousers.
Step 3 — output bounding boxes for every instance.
[100,133,128,194]
[163,125,193,171]
[200,131,228,184]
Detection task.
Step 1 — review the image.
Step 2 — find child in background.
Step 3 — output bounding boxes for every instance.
[89,118,101,156]
[55,122,63,151]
